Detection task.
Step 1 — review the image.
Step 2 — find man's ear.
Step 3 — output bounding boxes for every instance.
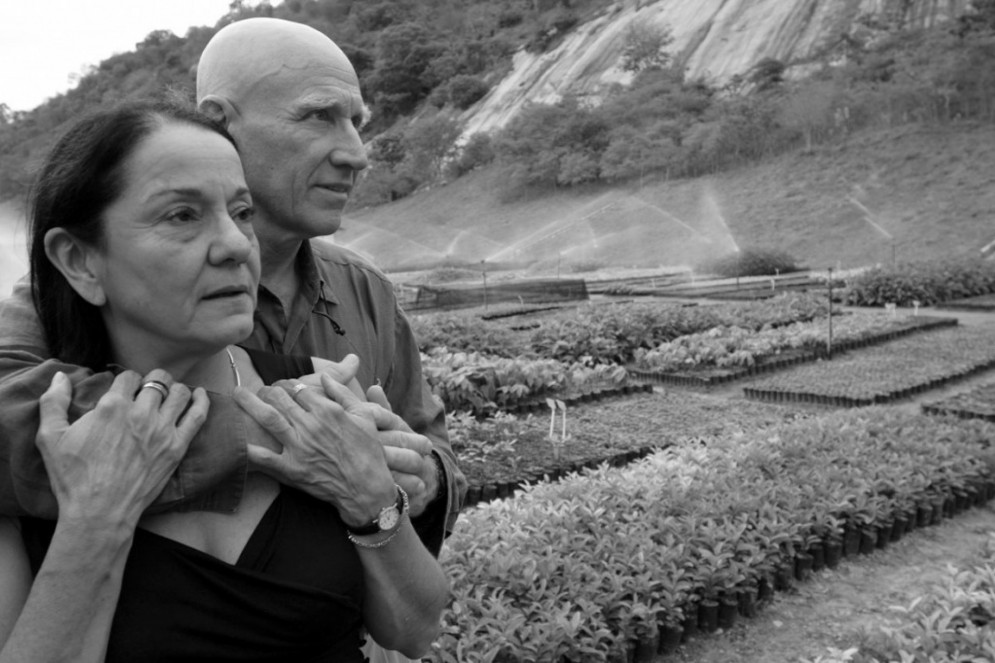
[199,95,238,128]
[43,228,106,306]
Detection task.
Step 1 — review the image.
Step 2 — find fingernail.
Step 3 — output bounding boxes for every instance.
[53,371,66,383]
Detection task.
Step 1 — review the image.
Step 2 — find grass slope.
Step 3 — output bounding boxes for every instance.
[343,121,995,273]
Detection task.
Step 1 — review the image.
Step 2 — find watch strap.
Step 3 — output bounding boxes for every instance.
[346,485,407,536]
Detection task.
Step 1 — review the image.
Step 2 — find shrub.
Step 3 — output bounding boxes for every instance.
[426,267,480,284]
[447,75,491,110]
[844,258,995,307]
[445,133,495,179]
[696,248,801,278]
[496,10,523,28]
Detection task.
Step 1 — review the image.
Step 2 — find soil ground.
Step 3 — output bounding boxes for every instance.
[646,303,995,662]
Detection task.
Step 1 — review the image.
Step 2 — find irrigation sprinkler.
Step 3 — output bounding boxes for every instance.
[481,260,488,311]
[547,398,568,461]
[827,267,833,358]
[848,195,895,265]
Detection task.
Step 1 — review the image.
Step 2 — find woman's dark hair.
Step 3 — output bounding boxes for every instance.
[29,99,238,370]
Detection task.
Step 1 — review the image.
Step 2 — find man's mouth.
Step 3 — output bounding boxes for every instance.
[203,287,250,300]
[317,183,351,194]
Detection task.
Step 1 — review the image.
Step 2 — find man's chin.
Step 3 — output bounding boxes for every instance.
[302,207,344,237]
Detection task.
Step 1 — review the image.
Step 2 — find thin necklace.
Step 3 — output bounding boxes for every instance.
[225,346,242,388]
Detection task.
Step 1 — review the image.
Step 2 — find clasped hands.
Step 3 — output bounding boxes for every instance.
[232,355,440,524]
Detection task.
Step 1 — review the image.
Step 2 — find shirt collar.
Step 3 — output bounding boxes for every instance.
[296,240,339,307]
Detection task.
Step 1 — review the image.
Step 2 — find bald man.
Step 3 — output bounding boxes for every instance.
[0,18,464,558]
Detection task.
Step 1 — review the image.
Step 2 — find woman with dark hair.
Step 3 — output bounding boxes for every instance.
[0,100,448,662]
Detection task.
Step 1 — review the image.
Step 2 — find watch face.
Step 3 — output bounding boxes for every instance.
[378,505,400,531]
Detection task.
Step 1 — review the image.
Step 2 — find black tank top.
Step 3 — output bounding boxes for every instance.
[20,349,366,662]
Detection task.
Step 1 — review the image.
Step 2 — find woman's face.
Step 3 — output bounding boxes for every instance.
[87,122,260,369]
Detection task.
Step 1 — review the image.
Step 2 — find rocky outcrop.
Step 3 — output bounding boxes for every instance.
[459,0,972,138]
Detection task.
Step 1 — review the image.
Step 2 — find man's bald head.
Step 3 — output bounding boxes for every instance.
[196,18,359,107]
[193,17,370,246]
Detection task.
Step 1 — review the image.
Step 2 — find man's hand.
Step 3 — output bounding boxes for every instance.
[365,384,439,517]
[234,375,431,527]
[299,354,365,399]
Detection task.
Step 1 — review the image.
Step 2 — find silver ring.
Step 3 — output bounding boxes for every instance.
[140,380,169,400]
[290,383,309,399]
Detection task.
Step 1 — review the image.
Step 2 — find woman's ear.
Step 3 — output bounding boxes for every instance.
[43,228,106,306]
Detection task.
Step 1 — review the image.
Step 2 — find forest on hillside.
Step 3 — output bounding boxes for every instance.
[0,0,602,201]
[1,0,994,208]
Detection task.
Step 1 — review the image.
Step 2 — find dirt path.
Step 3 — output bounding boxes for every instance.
[650,304,995,662]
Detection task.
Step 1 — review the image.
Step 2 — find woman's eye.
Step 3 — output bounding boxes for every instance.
[164,208,198,223]
[231,206,255,223]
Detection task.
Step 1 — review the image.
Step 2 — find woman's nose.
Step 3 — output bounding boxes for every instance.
[210,214,254,265]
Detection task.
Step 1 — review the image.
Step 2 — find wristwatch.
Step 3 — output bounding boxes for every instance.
[346,485,408,536]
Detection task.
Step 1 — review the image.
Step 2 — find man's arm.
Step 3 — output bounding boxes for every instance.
[0,279,249,518]
[383,305,467,556]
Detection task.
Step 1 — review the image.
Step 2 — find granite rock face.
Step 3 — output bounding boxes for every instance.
[460,0,970,138]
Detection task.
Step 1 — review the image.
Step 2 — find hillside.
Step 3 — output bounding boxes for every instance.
[341,120,995,273]
[3,0,994,285]
[458,0,973,140]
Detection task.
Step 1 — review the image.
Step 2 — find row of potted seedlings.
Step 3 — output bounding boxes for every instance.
[923,381,995,422]
[743,324,995,407]
[505,383,653,416]
[462,443,659,508]
[630,314,956,388]
[430,408,995,662]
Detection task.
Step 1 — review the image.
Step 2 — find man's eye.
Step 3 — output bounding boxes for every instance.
[306,109,333,122]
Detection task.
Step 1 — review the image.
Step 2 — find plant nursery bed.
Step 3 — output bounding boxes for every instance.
[436,405,995,663]
[922,380,995,422]
[742,324,995,407]
[630,315,956,389]
[455,388,811,502]
[668,507,995,663]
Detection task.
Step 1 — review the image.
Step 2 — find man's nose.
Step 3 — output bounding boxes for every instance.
[331,124,369,172]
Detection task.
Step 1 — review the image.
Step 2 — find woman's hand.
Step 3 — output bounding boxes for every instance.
[35,370,207,527]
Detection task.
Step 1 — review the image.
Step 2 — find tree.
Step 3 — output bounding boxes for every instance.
[367,22,443,118]
[368,133,406,168]
[447,75,490,109]
[445,132,495,179]
[958,0,995,35]
[780,79,844,152]
[620,23,673,73]
[402,113,462,178]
